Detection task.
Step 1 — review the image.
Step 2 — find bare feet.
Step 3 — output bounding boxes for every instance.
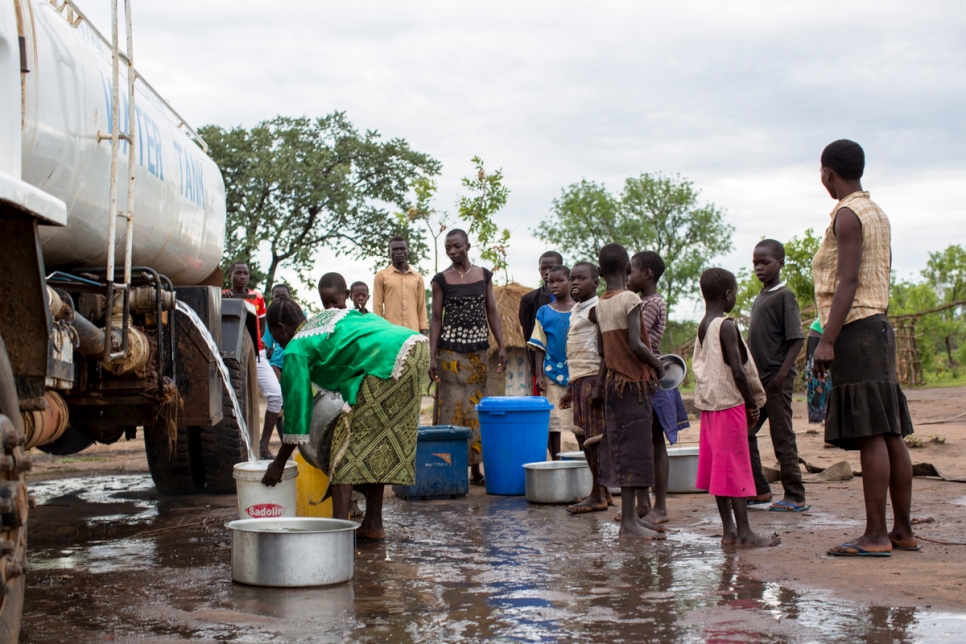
[612,515,666,532]
[637,517,667,533]
[642,508,669,525]
[748,492,772,504]
[735,532,781,549]
[619,520,667,540]
[349,500,364,518]
[721,530,737,546]
[356,526,386,540]
[604,489,615,506]
[568,496,608,514]
[888,529,918,550]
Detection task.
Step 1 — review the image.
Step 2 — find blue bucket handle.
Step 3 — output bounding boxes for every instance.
[486,411,505,416]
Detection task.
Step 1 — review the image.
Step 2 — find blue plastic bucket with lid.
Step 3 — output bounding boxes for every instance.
[476,396,553,495]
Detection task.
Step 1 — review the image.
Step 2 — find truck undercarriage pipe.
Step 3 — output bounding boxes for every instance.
[22,391,69,449]
[71,310,151,376]
[71,311,116,356]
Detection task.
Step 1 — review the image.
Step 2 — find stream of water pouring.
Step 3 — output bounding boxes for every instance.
[175,301,257,463]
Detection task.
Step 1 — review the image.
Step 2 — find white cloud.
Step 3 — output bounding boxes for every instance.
[76,0,966,309]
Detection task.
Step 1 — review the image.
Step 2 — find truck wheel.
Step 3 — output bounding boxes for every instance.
[0,334,27,643]
[144,414,204,496]
[200,331,258,493]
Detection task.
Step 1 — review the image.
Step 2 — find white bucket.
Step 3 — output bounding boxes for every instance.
[233,460,299,520]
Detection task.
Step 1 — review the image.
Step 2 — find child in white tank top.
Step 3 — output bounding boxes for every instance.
[692,268,777,549]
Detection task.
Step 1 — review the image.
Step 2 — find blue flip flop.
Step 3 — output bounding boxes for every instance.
[769,500,810,512]
[827,543,891,557]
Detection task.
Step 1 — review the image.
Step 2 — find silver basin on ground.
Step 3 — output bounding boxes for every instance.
[227,517,360,587]
[523,461,593,504]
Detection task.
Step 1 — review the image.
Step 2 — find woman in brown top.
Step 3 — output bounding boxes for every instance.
[812,140,916,557]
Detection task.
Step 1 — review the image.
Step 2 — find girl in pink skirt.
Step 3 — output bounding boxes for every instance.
[692,268,780,549]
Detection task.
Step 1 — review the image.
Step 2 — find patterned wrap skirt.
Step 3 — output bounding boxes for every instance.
[328,342,429,485]
[825,314,914,450]
[434,348,488,466]
[805,335,831,424]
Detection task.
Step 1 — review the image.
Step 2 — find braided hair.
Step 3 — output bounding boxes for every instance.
[266,296,305,330]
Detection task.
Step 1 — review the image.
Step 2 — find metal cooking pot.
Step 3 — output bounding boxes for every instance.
[227,517,359,587]
[297,390,348,473]
[523,461,593,504]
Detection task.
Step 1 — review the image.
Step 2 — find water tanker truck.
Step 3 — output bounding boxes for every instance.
[0,1,260,636]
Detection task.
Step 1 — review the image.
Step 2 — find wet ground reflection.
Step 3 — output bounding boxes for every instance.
[22,475,966,642]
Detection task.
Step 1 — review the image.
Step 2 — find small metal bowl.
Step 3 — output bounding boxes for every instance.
[657,354,687,391]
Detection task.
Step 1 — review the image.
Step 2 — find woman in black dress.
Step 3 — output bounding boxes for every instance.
[429,229,507,484]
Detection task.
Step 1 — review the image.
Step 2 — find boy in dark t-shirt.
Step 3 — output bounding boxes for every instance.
[747,240,807,511]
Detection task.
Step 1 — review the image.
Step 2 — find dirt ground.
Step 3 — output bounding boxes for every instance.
[25,386,966,622]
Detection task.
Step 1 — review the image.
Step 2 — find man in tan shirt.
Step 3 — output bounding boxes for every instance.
[372,236,429,333]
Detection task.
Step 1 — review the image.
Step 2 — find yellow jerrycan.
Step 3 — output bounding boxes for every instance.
[294,452,333,518]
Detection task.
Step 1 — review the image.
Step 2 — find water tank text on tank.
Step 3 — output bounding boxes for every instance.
[20,0,226,286]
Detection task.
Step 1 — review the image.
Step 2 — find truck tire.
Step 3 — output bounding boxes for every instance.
[0,334,27,643]
[144,414,204,496]
[200,331,258,493]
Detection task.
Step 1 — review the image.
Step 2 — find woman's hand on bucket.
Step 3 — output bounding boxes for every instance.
[261,445,294,487]
[261,459,284,487]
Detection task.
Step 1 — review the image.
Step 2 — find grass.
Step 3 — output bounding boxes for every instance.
[920,373,966,389]
[53,455,106,464]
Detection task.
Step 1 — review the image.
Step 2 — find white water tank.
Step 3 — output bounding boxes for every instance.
[15,0,226,286]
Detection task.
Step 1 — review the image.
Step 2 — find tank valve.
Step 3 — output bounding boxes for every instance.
[0,421,20,451]
[4,562,22,580]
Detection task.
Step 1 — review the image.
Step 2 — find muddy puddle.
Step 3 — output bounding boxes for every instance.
[22,474,966,642]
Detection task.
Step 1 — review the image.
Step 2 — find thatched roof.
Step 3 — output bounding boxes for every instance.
[489,281,531,352]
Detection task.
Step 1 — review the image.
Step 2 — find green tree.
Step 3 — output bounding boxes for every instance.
[539,180,622,261]
[200,113,440,293]
[733,267,761,324]
[536,173,733,310]
[921,245,966,365]
[458,157,511,280]
[783,228,822,313]
[403,177,448,275]
[890,279,941,371]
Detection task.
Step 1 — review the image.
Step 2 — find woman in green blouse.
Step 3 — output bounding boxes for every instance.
[261,274,428,540]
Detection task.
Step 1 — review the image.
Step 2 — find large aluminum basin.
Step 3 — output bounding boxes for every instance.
[227,518,359,587]
[523,461,593,504]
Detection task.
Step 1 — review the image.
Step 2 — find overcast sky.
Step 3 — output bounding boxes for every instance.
[81,0,965,315]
